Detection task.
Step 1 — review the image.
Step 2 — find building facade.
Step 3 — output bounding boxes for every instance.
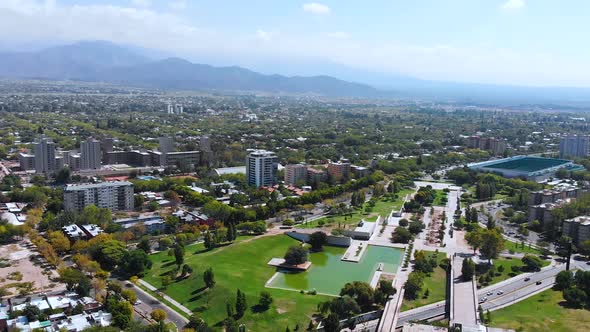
[64,181,134,212]
[81,138,101,170]
[563,216,590,246]
[18,152,35,171]
[328,159,351,181]
[246,150,278,187]
[284,163,307,185]
[560,135,590,158]
[33,136,57,175]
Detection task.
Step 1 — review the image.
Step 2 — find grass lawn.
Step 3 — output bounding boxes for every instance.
[432,190,448,207]
[490,289,590,332]
[504,239,542,255]
[297,189,414,228]
[401,251,447,311]
[477,256,550,287]
[144,235,330,331]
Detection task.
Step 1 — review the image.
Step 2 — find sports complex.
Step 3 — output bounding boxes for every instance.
[468,155,584,181]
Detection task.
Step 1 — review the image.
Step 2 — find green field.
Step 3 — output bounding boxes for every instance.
[477,256,550,287]
[432,190,448,206]
[298,189,414,228]
[504,239,542,255]
[268,245,403,295]
[144,235,330,331]
[401,251,447,311]
[491,289,590,332]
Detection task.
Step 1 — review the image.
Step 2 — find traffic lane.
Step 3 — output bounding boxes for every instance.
[120,281,189,331]
[482,276,556,311]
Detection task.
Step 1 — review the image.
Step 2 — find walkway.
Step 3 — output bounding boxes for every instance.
[451,254,478,329]
[138,279,193,317]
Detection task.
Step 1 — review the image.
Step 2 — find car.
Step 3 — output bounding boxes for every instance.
[586,261,590,265]
[486,292,493,296]
[479,297,487,303]
[536,281,542,285]
[497,290,504,295]
[134,300,142,305]
[524,277,531,282]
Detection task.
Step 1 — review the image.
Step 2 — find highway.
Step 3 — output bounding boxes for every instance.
[396,263,565,328]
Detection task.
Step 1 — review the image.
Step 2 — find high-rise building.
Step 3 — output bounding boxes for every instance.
[167,104,174,114]
[560,135,590,158]
[33,136,57,175]
[246,150,278,187]
[64,181,134,212]
[175,104,183,114]
[328,159,351,181]
[101,138,114,162]
[81,137,101,170]
[159,137,174,154]
[467,136,506,155]
[284,163,307,185]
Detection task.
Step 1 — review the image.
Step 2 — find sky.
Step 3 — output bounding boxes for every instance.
[1,0,590,87]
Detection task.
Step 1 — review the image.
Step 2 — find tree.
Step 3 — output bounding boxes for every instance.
[555,270,574,290]
[465,229,483,253]
[479,229,505,262]
[203,267,215,288]
[563,287,587,308]
[340,281,374,310]
[521,255,543,272]
[399,219,409,227]
[235,289,247,318]
[404,272,424,300]
[92,239,127,271]
[150,309,167,322]
[48,231,70,254]
[284,245,308,265]
[408,220,425,235]
[181,264,193,278]
[138,237,151,253]
[174,244,185,267]
[258,291,273,310]
[461,258,476,281]
[204,232,215,250]
[59,267,91,296]
[121,289,137,304]
[55,167,72,185]
[225,317,239,332]
[120,250,152,277]
[309,231,328,251]
[323,313,340,332]
[391,227,412,244]
[159,237,174,250]
[186,314,211,332]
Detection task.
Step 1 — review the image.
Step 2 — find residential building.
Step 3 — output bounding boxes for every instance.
[159,137,174,154]
[284,163,307,185]
[528,199,571,226]
[351,165,370,178]
[560,135,590,158]
[328,159,351,181]
[467,136,507,155]
[166,151,200,171]
[80,137,101,170]
[563,216,590,246]
[246,150,278,187]
[64,151,81,171]
[306,167,328,184]
[33,136,57,175]
[63,181,134,212]
[18,152,35,171]
[101,138,114,161]
[114,215,166,233]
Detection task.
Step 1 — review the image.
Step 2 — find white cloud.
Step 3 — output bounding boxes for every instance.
[169,0,186,11]
[131,0,150,7]
[255,29,275,42]
[501,0,525,11]
[325,32,350,40]
[302,3,331,15]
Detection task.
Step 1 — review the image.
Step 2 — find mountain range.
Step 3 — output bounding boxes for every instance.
[0,41,380,97]
[1,41,590,104]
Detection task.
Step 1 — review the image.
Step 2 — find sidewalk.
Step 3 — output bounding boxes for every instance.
[138,279,193,317]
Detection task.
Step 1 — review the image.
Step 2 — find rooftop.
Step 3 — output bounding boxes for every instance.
[64,181,133,191]
[481,156,570,172]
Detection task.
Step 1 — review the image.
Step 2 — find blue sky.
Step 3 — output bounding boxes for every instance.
[1,0,590,87]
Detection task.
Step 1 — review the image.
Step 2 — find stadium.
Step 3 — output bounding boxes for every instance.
[468,155,584,181]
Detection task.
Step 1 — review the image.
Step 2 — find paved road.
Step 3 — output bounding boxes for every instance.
[116,280,189,331]
[451,256,478,327]
[396,263,566,328]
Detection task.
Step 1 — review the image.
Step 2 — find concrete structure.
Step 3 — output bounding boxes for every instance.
[352,165,370,178]
[284,163,307,185]
[114,215,166,233]
[563,216,590,246]
[33,136,57,175]
[467,136,507,155]
[306,167,327,184]
[528,199,571,226]
[344,220,377,240]
[246,150,278,187]
[560,135,590,158]
[159,137,174,154]
[166,151,200,171]
[64,151,81,171]
[528,185,585,206]
[327,159,351,181]
[63,181,134,212]
[214,166,246,176]
[101,137,114,161]
[80,137,101,170]
[18,152,35,171]
[468,155,583,181]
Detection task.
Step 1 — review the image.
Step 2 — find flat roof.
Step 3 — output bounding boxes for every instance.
[481,156,570,172]
[64,181,133,191]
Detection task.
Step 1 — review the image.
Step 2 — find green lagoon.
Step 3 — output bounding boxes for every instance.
[267,245,404,295]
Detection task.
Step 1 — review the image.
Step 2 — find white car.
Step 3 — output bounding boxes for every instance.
[134,300,142,305]
[497,290,504,295]
[479,297,487,303]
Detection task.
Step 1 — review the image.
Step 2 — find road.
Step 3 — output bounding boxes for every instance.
[115,280,189,331]
[396,263,566,328]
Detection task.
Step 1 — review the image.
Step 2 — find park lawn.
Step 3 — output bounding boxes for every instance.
[432,190,448,207]
[478,256,550,287]
[504,239,542,255]
[490,289,590,332]
[144,235,330,331]
[401,251,447,311]
[298,188,414,228]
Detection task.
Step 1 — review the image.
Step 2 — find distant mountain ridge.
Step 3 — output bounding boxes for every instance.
[0,41,381,97]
